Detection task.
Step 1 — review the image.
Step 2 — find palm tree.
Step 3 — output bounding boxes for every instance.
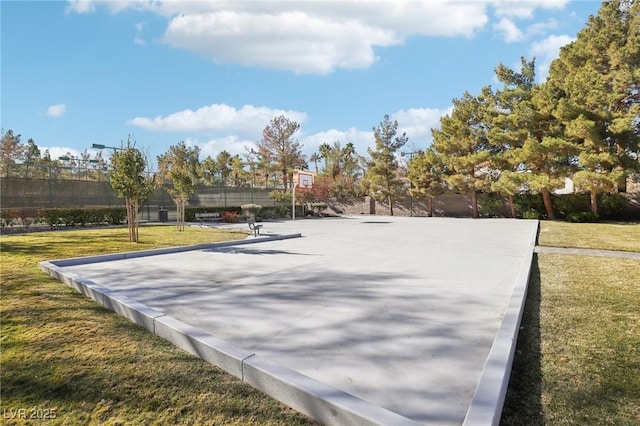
[318,143,331,172]
[310,152,321,173]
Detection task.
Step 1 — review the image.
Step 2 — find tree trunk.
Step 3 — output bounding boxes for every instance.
[541,188,555,220]
[182,199,186,231]
[590,190,598,215]
[471,191,478,218]
[133,199,139,242]
[428,197,433,217]
[126,198,135,242]
[126,198,139,243]
[508,194,516,218]
[388,194,394,216]
[175,200,182,231]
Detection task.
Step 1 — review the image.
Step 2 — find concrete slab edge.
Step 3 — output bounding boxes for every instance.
[40,253,421,426]
[45,233,302,267]
[463,220,540,426]
[243,355,422,426]
[154,315,253,380]
[39,260,166,331]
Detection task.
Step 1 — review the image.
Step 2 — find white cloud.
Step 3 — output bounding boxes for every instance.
[183,136,253,159]
[67,0,493,74]
[130,103,449,160]
[46,104,66,117]
[530,34,574,81]
[490,0,569,18]
[134,37,146,45]
[300,107,450,158]
[494,18,524,42]
[163,11,397,75]
[392,107,451,148]
[65,1,576,74]
[65,0,158,14]
[494,18,560,43]
[128,104,308,135]
[159,2,492,74]
[65,0,96,14]
[301,127,374,158]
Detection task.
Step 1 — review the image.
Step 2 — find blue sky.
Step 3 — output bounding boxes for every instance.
[2,0,603,168]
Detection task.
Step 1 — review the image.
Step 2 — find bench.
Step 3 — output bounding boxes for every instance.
[247,217,263,237]
[195,212,221,224]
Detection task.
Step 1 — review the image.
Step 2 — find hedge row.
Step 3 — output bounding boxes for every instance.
[0,207,127,229]
[481,192,634,222]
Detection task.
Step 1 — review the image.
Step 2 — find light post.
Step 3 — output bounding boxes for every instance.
[400,151,420,217]
[91,143,124,153]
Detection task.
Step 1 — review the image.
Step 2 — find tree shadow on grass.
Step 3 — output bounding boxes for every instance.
[500,255,543,425]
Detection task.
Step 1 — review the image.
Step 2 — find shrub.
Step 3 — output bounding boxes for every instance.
[258,207,280,220]
[479,195,505,218]
[598,193,627,219]
[553,194,590,218]
[0,210,18,228]
[70,209,86,227]
[566,212,600,223]
[16,209,40,229]
[186,207,241,222]
[513,193,545,219]
[269,190,292,204]
[241,204,262,218]
[311,202,328,215]
[41,209,64,228]
[39,207,126,228]
[104,207,126,225]
[221,211,239,223]
[521,210,541,220]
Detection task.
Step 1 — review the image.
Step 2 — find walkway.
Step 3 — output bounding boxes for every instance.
[534,245,640,259]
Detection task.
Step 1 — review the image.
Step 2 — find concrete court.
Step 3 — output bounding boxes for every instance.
[44,216,538,425]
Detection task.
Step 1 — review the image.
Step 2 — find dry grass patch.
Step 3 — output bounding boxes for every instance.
[538,221,640,252]
[1,226,316,425]
[502,223,640,425]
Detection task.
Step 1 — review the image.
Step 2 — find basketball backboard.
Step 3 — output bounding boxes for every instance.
[297,171,314,188]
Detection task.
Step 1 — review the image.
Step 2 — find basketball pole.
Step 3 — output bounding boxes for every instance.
[292,171,313,221]
[292,182,297,221]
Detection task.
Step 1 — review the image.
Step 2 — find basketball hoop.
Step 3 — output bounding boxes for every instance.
[292,171,314,221]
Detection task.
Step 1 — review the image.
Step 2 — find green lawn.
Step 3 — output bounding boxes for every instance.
[501,221,640,425]
[2,222,638,425]
[1,225,317,425]
[537,221,640,252]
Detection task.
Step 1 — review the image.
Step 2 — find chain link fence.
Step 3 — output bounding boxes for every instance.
[1,164,285,221]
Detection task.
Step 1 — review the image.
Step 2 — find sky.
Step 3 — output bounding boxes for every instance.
[1,0,604,169]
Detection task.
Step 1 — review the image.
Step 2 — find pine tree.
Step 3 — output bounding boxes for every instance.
[0,129,24,176]
[364,115,408,215]
[488,58,537,218]
[431,89,494,218]
[216,151,232,186]
[546,0,640,214]
[24,138,41,164]
[200,156,218,186]
[407,147,447,217]
[230,154,246,186]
